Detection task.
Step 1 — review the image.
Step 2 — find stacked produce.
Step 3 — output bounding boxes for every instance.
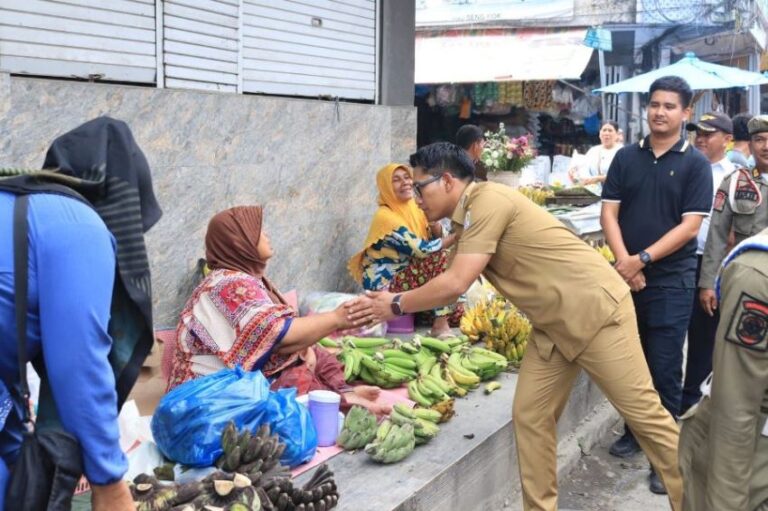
[517,186,555,206]
[594,244,615,264]
[336,406,378,450]
[364,420,416,464]
[132,423,339,511]
[128,474,203,511]
[389,403,442,446]
[336,335,467,388]
[460,298,531,365]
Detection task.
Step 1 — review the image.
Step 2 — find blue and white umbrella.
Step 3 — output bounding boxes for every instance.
[595,52,768,93]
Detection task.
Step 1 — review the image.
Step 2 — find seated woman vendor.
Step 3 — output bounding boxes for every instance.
[167,205,389,415]
[347,163,462,337]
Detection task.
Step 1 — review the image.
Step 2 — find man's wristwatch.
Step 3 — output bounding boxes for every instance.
[638,250,653,267]
[390,294,405,316]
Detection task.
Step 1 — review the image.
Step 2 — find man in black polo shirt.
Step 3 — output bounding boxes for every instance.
[600,76,713,495]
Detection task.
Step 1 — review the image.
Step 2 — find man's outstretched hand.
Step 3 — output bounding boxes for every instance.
[346,291,397,327]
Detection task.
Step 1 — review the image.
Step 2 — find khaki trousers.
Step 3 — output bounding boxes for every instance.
[512,294,682,511]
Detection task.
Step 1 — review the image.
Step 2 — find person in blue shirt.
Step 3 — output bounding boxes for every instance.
[601,76,713,495]
[0,117,162,510]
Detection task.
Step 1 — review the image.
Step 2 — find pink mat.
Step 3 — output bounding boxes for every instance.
[290,387,414,477]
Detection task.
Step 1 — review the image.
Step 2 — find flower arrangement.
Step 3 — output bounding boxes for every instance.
[481,123,536,173]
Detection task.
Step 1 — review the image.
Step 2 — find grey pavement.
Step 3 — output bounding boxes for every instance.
[558,419,672,511]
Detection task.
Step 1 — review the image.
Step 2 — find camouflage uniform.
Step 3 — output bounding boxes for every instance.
[679,227,768,511]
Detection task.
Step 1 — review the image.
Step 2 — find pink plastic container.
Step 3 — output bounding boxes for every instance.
[387,313,415,333]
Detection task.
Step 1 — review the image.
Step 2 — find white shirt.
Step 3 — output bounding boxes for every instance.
[697,157,736,254]
[577,144,621,195]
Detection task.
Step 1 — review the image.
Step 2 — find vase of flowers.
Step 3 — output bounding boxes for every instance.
[482,123,536,188]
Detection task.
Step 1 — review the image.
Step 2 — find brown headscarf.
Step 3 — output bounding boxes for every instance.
[204,206,286,304]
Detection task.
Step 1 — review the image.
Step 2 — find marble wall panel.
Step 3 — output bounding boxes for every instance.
[0,76,416,326]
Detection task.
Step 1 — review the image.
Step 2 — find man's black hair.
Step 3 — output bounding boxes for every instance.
[455,125,484,150]
[648,76,693,108]
[409,142,475,180]
[732,113,752,142]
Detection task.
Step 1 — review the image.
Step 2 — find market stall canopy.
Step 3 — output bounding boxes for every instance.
[595,52,768,93]
[415,29,594,84]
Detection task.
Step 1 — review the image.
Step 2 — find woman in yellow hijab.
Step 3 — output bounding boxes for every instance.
[347,163,462,336]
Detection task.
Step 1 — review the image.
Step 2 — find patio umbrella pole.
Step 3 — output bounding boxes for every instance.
[599,49,608,121]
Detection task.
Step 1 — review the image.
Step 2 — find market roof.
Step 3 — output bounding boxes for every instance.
[415,28,594,84]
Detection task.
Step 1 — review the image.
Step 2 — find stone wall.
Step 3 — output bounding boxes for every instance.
[0,75,417,326]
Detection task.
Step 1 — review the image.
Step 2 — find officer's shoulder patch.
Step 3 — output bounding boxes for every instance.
[713,189,726,212]
[725,292,768,351]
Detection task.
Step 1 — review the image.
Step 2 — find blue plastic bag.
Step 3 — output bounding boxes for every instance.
[151,367,317,468]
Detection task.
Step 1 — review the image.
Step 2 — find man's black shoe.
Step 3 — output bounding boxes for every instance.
[608,433,641,458]
[649,469,667,495]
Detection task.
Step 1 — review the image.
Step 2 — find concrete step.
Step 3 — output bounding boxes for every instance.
[296,370,615,511]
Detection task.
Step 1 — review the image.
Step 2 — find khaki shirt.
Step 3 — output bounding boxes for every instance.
[700,170,768,289]
[451,182,629,361]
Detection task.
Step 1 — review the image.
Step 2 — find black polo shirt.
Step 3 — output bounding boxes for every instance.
[602,136,712,288]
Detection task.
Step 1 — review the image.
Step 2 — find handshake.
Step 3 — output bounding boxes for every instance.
[333,291,399,332]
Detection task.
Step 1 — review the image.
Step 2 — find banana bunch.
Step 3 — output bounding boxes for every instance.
[411,334,466,355]
[594,244,615,264]
[430,398,456,422]
[261,464,339,511]
[460,299,531,365]
[456,346,508,381]
[337,337,415,386]
[216,422,287,478]
[187,472,261,511]
[444,352,481,388]
[406,361,457,407]
[389,403,442,445]
[364,420,416,464]
[517,186,555,206]
[128,474,203,511]
[336,405,377,450]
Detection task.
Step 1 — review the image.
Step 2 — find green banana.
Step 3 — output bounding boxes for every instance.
[412,407,442,423]
[414,418,440,439]
[384,357,417,370]
[407,380,433,407]
[376,419,392,442]
[317,337,338,348]
[389,408,418,428]
[414,334,452,354]
[381,349,414,360]
[392,403,417,419]
[347,337,390,349]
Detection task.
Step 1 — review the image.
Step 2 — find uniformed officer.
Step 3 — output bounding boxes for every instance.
[348,142,683,511]
[699,115,768,317]
[679,226,768,511]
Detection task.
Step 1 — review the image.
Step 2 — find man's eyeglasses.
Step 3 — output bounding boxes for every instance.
[413,174,442,198]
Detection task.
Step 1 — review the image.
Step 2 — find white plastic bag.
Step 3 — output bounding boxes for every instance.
[300,291,387,338]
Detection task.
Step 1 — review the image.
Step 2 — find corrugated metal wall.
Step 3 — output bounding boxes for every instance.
[0,0,378,100]
[162,0,240,92]
[0,0,156,83]
[241,0,376,100]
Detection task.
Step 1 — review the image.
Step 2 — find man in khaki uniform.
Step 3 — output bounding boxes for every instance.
[348,142,682,511]
[679,227,768,511]
[699,115,768,317]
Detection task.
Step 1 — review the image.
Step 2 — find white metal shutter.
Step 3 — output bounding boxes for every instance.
[162,0,240,92]
[241,0,376,100]
[0,0,156,83]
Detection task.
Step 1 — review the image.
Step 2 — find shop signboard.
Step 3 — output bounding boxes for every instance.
[416,0,574,26]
